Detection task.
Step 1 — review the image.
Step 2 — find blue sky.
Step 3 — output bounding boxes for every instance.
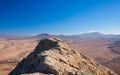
[0,0,120,35]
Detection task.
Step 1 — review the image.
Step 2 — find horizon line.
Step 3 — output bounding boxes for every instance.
[0,31,120,36]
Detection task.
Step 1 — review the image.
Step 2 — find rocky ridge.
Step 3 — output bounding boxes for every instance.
[9,38,118,75]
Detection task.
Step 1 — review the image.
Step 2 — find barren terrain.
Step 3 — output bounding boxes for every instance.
[0,38,120,75]
[0,38,38,75]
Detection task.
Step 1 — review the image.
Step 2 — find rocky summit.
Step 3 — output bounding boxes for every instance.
[9,38,118,75]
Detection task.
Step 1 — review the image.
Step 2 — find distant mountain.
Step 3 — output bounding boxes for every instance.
[33,32,120,39]
[0,34,29,39]
[70,32,120,39]
[34,33,53,38]
[79,32,106,38]
[1,32,120,39]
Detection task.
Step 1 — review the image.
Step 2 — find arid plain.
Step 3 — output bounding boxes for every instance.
[0,36,120,75]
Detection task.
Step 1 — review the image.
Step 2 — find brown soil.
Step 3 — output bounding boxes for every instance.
[0,38,120,75]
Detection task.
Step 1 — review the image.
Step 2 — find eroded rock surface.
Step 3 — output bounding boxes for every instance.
[9,38,118,75]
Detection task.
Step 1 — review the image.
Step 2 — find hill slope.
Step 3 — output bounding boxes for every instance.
[9,38,118,75]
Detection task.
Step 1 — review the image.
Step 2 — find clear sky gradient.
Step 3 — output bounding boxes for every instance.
[0,0,120,35]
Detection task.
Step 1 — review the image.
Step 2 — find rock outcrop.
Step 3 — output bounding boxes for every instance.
[9,38,118,75]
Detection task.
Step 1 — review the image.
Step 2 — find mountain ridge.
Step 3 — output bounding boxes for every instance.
[1,32,120,39]
[32,32,120,40]
[9,38,118,75]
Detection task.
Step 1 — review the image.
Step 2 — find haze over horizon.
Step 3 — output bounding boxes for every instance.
[0,0,120,35]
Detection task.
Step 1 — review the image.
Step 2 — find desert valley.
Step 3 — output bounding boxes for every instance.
[0,32,120,75]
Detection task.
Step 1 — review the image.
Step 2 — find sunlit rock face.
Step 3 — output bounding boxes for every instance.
[9,38,118,75]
